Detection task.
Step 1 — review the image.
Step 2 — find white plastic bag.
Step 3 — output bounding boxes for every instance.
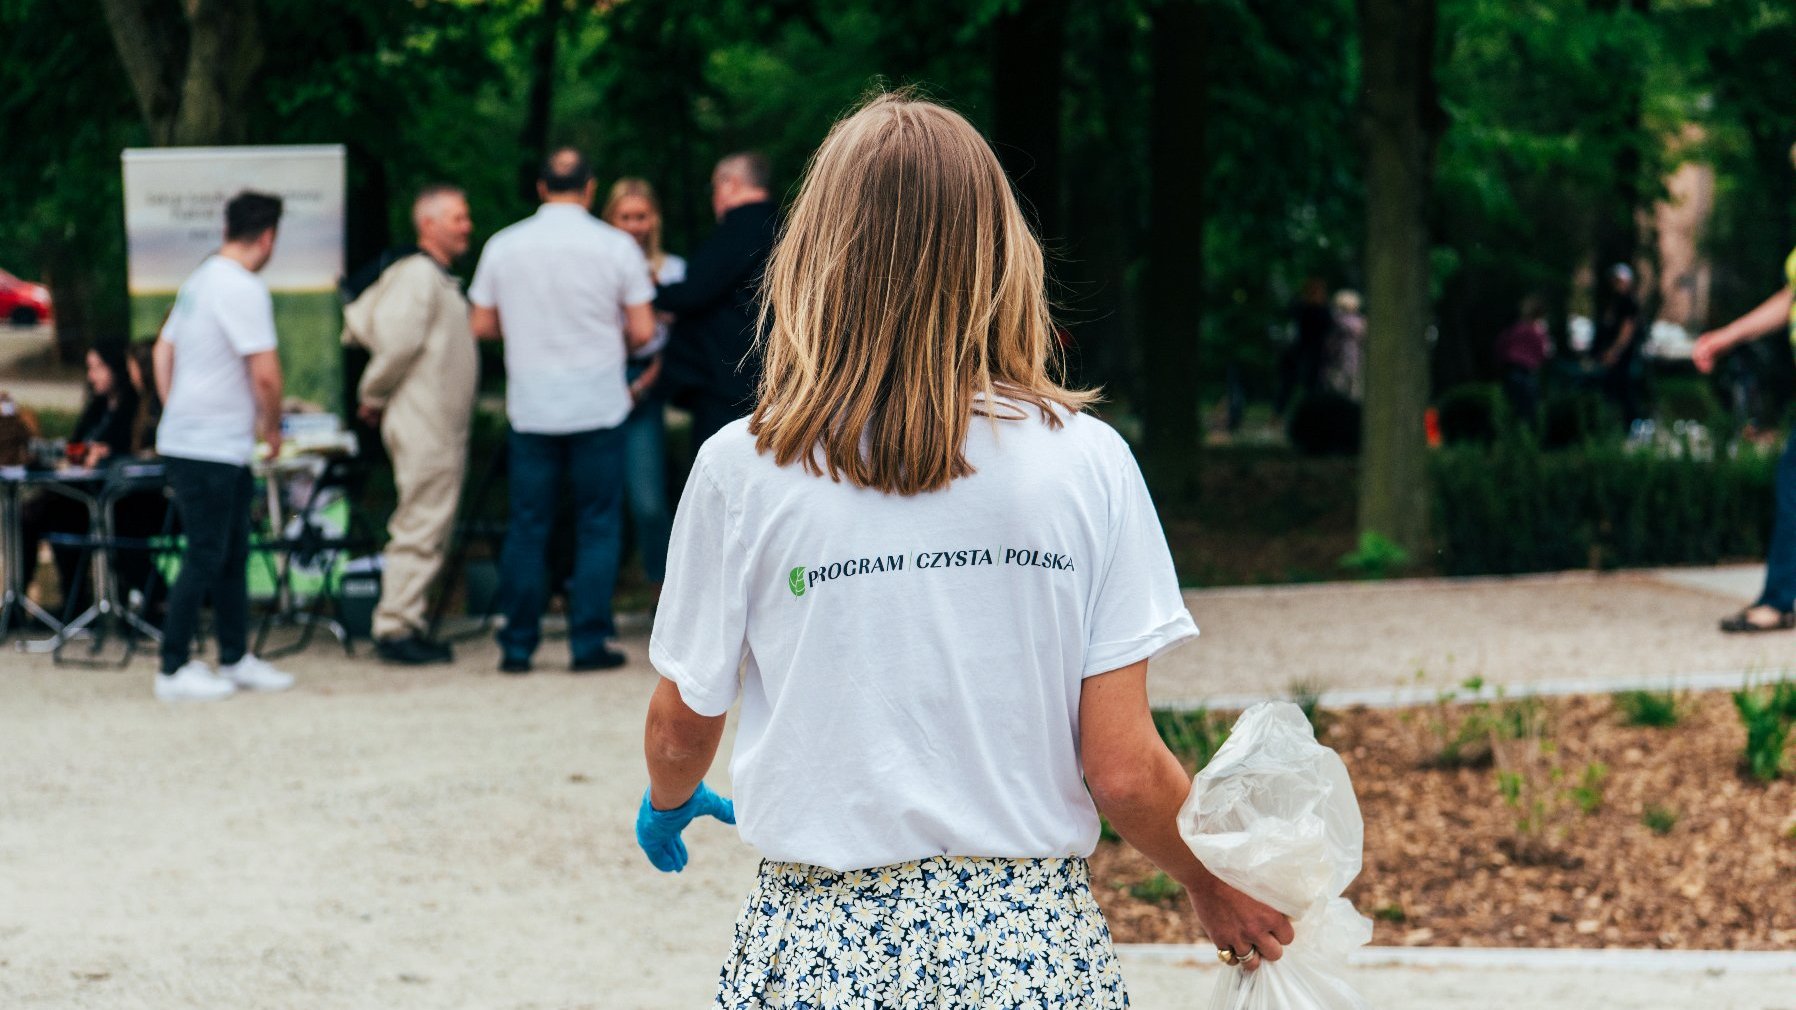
[1176,701,1373,1010]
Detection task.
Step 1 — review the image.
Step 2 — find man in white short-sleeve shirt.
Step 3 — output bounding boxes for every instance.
[468,147,657,674]
[151,190,296,703]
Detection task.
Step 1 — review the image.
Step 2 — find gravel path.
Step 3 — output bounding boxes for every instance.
[0,327,85,415]
[1,570,1787,1008]
[1154,567,1789,707]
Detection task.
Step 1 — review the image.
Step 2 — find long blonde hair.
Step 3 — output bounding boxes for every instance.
[750,93,1094,496]
[600,177,666,275]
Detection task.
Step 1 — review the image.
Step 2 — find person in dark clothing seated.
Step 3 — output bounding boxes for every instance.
[19,344,140,614]
[655,151,780,452]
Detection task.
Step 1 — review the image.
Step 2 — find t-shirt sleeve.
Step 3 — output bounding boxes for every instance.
[221,279,278,356]
[649,455,750,716]
[467,244,498,308]
[1082,433,1199,677]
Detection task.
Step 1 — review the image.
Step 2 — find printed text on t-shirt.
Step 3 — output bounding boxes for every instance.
[788,547,1076,597]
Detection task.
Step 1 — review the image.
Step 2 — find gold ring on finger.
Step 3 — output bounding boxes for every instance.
[1216,947,1239,966]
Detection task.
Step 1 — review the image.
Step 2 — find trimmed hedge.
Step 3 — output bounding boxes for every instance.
[1437,383,1508,445]
[1431,440,1777,575]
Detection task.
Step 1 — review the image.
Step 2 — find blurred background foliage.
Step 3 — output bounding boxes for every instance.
[2,0,1786,388]
[2,0,1794,577]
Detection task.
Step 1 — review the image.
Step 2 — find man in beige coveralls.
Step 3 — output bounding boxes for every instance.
[346,185,477,665]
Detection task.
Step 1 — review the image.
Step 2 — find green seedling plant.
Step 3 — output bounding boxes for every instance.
[1569,762,1607,815]
[1339,530,1411,580]
[1286,678,1326,737]
[1152,708,1231,772]
[1496,766,1551,844]
[1428,676,1539,768]
[1128,871,1181,905]
[1734,683,1793,783]
[1641,805,1678,835]
[1490,704,1604,862]
[1615,689,1679,728]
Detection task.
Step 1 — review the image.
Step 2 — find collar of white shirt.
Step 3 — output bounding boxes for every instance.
[534,202,591,220]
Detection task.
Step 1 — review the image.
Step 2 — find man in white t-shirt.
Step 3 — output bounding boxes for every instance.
[468,148,656,674]
[151,191,296,702]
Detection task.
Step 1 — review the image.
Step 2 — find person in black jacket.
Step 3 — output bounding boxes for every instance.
[20,343,139,614]
[656,152,780,452]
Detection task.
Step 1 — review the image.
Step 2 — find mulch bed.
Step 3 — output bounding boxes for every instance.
[1091,692,1796,949]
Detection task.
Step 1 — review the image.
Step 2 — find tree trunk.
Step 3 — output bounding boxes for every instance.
[1356,0,1443,555]
[518,0,567,204]
[173,0,263,144]
[1138,0,1207,506]
[100,0,262,145]
[990,0,1068,246]
[1061,0,1145,394]
[45,268,97,367]
[1590,0,1652,316]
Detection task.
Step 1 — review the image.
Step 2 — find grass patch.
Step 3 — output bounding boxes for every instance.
[1734,681,1795,783]
[1641,805,1679,835]
[1127,871,1181,905]
[1615,690,1679,728]
[1151,708,1231,772]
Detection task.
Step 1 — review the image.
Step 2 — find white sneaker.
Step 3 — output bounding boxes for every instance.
[219,655,295,693]
[155,661,237,703]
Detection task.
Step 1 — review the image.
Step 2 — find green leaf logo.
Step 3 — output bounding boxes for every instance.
[787,566,806,598]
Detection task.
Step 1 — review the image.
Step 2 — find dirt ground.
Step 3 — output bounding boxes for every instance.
[4,569,1792,1009]
[1093,693,1796,950]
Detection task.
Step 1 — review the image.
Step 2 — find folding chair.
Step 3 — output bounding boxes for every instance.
[253,456,381,659]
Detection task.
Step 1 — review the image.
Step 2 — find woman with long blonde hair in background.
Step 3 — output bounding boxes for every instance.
[601,177,685,603]
[637,93,1291,1007]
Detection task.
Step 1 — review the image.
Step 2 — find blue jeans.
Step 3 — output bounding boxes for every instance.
[1758,432,1796,612]
[497,425,625,662]
[621,362,671,584]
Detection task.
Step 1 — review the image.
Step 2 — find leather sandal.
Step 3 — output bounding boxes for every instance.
[1719,607,1796,633]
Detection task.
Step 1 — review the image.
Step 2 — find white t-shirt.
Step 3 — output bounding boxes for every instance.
[468,204,656,434]
[156,255,278,466]
[650,403,1199,871]
[631,253,686,360]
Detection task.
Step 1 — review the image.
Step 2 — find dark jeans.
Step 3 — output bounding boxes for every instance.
[1758,432,1796,612]
[622,360,671,585]
[497,425,625,662]
[161,456,253,673]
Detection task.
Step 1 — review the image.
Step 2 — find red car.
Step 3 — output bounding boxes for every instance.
[0,268,52,326]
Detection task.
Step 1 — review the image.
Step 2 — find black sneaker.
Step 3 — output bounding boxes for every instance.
[570,647,628,673]
[375,635,454,666]
[499,654,533,675]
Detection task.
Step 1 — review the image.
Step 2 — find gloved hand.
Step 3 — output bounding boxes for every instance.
[636,783,736,872]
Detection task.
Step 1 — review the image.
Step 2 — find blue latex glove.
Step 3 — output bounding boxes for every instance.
[636,783,736,872]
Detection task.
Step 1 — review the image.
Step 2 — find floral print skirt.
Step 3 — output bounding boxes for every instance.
[714,855,1130,1009]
